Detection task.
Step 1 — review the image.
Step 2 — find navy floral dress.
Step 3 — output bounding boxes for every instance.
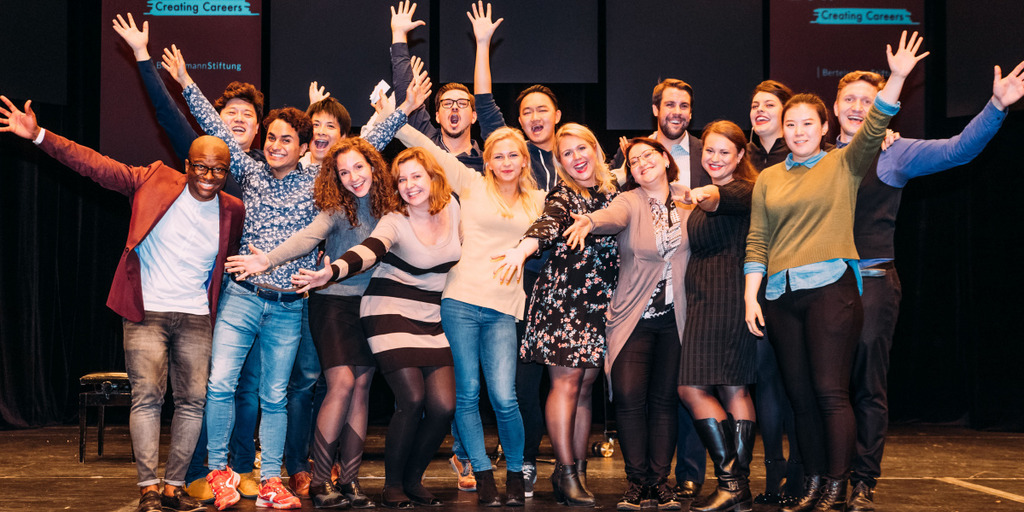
[520,182,619,368]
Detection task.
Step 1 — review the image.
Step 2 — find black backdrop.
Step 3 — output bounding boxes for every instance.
[2,0,1023,430]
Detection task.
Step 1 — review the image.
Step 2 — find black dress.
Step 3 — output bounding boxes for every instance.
[679,179,757,385]
[520,182,619,368]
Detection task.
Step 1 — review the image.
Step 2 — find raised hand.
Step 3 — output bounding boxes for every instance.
[0,96,41,140]
[468,1,503,45]
[112,13,150,60]
[309,81,331,104]
[161,44,194,88]
[400,55,432,115]
[291,256,339,294]
[992,59,1024,111]
[886,30,929,80]
[562,213,593,251]
[391,0,425,43]
[225,244,271,280]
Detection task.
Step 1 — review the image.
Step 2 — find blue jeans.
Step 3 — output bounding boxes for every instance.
[285,300,322,475]
[186,338,260,483]
[123,311,211,487]
[441,298,524,472]
[206,280,304,480]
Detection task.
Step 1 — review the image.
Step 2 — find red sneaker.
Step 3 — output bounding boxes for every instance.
[257,477,301,509]
[206,468,241,510]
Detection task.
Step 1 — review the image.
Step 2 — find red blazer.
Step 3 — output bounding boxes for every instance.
[39,131,244,325]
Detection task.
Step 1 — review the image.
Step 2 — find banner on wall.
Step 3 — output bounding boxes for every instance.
[99,0,261,166]
[770,0,925,138]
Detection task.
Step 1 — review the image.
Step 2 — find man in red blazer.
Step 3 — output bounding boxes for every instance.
[1,95,244,512]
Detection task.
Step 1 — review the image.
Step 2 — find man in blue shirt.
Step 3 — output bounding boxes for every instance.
[834,61,1024,511]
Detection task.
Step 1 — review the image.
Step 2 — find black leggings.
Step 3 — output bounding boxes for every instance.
[765,270,862,479]
[611,314,680,484]
[382,366,456,491]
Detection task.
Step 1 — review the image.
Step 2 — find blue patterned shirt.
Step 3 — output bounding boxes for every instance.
[183,83,406,288]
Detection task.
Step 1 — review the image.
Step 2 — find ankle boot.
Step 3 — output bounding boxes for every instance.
[690,418,751,512]
[474,470,502,507]
[780,475,825,512]
[550,463,595,507]
[575,458,589,492]
[813,478,847,511]
[755,458,787,504]
[505,470,525,507]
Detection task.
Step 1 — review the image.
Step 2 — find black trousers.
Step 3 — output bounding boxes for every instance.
[611,314,680,484]
[517,269,546,465]
[765,270,862,479]
[850,267,901,487]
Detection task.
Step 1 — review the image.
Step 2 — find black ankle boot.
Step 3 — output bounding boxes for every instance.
[813,478,847,511]
[690,418,752,512]
[311,480,351,509]
[781,475,825,512]
[474,470,502,507]
[550,463,595,507]
[755,458,787,504]
[505,470,525,507]
[338,480,374,509]
[575,458,588,492]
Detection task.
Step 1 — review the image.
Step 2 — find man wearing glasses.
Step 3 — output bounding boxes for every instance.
[0,95,244,512]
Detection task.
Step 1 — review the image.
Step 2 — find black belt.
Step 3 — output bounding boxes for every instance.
[233,279,306,302]
[860,260,895,278]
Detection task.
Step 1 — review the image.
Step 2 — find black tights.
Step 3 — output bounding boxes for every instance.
[546,366,600,464]
[765,270,862,479]
[611,314,680,484]
[309,365,375,486]
[382,366,456,498]
[678,384,755,422]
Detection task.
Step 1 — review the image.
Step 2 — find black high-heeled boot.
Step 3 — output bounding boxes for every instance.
[505,470,525,507]
[575,458,588,492]
[780,475,826,512]
[550,463,595,507]
[690,418,752,512]
[813,478,847,511]
[474,470,502,507]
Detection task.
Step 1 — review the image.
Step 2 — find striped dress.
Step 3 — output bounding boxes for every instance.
[331,201,462,373]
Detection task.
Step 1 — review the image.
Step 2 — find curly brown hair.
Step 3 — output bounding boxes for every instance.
[314,138,398,227]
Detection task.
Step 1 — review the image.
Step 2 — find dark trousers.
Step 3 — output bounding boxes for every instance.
[517,269,546,464]
[611,314,680,484]
[765,270,862,479]
[850,268,901,487]
[674,404,707,484]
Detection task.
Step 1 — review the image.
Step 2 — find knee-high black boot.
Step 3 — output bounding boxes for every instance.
[690,419,752,512]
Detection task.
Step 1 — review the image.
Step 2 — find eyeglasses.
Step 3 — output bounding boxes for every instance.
[439,98,471,109]
[628,149,660,168]
[189,161,229,178]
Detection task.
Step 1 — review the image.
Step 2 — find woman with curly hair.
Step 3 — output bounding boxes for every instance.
[227,137,397,509]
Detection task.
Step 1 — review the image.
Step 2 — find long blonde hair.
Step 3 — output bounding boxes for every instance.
[553,123,617,198]
[482,127,541,219]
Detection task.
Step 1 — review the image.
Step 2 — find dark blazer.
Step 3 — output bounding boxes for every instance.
[38,130,245,325]
[687,134,712,188]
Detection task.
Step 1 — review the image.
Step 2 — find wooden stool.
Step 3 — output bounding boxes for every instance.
[79,372,133,462]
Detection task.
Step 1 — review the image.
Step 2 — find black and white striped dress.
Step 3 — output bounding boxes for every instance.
[332,202,462,374]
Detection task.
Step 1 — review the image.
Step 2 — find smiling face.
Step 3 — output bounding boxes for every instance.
[518,92,561,148]
[396,159,432,210]
[435,89,476,140]
[750,91,784,139]
[487,138,526,187]
[557,134,597,187]
[264,119,308,175]
[834,80,879,142]
[653,87,692,142]
[627,143,669,189]
[783,103,828,163]
[185,136,230,201]
[310,112,344,165]
[219,98,259,151]
[335,149,373,198]
[702,133,743,185]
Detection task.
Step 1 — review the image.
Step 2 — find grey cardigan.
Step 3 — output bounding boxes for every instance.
[586,188,691,397]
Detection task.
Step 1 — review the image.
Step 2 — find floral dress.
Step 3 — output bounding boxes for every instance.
[520,182,619,368]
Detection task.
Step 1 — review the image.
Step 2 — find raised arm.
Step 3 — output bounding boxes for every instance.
[394,123,477,192]
[308,81,330,105]
[469,1,502,95]
[876,30,929,106]
[364,58,432,151]
[389,1,435,136]
[113,13,197,162]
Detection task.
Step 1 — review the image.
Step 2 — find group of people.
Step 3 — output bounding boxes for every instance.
[3,3,1023,512]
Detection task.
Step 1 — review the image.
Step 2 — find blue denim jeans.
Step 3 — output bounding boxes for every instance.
[185,338,260,483]
[285,300,322,475]
[123,311,211,487]
[206,280,304,480]
[440,298,524,472]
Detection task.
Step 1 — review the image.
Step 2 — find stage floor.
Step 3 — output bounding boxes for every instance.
[1,424,1022,511]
